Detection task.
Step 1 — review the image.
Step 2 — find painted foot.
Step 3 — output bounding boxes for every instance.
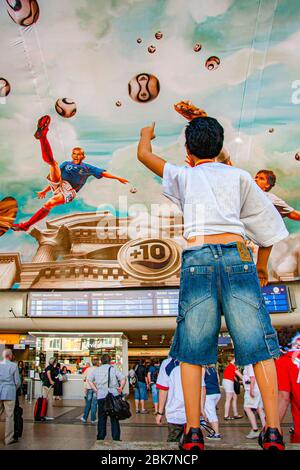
[34,115,51,139]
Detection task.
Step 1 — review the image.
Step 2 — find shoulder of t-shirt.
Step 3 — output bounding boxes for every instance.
[161,357,172,369]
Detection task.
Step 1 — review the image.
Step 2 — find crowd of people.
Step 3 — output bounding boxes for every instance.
[0,337,299,447]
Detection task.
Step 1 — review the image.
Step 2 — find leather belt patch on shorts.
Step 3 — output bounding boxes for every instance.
[236,241,252,262]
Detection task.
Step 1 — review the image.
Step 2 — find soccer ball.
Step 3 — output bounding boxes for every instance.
[295,152,300,161]
[0,78,11,97]
[268,128,274,133]
[55,98,77,118]
[155,31,163,40]
[130,187,137,194]
[148,45,156,54]
[205,56,220,70]
[115,101,122,107]
[128,73,160,103]
[137,38,142,44]
[193,43,202,52]
[6,0,39,26]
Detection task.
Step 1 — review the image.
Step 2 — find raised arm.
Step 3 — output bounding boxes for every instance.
[102,172,128,184]
[137,123,166,177]
[37,185,51,199]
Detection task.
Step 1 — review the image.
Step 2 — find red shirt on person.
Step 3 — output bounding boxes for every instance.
[223,363,237,382]
[276,351,300,438]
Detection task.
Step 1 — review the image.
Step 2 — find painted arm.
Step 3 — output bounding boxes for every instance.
[102,172,129,184]
[37,185,51,199]
[137,123,166,177]
[256,245,272,287]
[288,210,300,221]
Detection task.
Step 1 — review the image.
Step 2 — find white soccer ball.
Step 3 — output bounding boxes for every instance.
[55,98,77,118]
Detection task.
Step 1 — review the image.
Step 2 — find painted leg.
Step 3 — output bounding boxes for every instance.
[12,194,64,231]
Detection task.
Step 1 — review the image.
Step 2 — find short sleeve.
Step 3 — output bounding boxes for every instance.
[59,161,67,171]
[156,359,170,391]
[247,365,255,378]
[85,164,105,179]
[267,193,295,217]
[115,368,125,382]
[162,162,186,210]
[275,357,291,392]
[88,370,96,383]
[240,172,289,247]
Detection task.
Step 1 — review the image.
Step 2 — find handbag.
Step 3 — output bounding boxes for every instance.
[234,376,240,395]
[104,367,131,421]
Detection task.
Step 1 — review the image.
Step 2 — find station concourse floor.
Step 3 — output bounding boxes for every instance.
[0,392,297,451]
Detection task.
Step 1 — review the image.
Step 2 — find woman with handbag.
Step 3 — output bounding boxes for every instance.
[222,355,243,420]
[88,354,126,441]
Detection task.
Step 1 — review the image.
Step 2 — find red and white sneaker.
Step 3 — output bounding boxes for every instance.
[258,427,285,451]
[179,425,204,451]
[34,115,51,140]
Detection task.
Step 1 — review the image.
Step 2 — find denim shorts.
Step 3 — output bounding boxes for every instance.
[134,381,148,401]
[170,243,280,366]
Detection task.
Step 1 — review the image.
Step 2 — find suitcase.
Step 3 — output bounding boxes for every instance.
[14,403,24,438]
[34,396,48,421]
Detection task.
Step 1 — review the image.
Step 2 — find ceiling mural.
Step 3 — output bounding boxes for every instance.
[0,0,300,289]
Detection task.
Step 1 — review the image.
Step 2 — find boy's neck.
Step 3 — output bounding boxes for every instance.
[194,158,215,167]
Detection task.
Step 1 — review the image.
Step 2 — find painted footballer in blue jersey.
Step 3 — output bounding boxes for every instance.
[59,161,105,192]
[12,115,129,232]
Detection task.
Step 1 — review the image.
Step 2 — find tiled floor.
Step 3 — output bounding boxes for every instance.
[0,393,296,450]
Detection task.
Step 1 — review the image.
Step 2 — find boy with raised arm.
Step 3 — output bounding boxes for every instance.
[137,115,288,451]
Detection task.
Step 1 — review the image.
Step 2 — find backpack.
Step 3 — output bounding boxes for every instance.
[151,366,159,384]
[129,366,138,387]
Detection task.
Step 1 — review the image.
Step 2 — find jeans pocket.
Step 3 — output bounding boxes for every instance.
[178,265,213,322]
[228,263,262,308]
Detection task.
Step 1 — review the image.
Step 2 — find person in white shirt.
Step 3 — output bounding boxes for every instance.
[243,364,266,439]
[155,357,206,442]
[255,169,300,221]
[137,114,288,451]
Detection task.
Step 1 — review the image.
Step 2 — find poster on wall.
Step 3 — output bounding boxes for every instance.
[0,0,300,290]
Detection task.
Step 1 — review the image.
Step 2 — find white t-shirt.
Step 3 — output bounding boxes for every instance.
[162,162,288,245]
[266,192,294,218]
[156,357,205,425]
[242,365,260,394]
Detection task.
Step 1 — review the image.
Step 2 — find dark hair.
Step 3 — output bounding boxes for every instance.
[139,359,146,365]
[256,169,276,192]
[101,354,111,365]
[18,361,24,368]
[185,117,224,158]
[277,327,297,348]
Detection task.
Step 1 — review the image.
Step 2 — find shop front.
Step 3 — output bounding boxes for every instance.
[28,332,128,399]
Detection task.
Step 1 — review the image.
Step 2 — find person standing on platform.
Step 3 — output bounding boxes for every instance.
[88,354,126,441]
[222,355,243,420]
[134,359,149,414]
[81,358,99,424]
[204,365,222,439]
[0,349,20,445]
[42,357,57,420]
[243,364,265,439]
[147,358,160,414]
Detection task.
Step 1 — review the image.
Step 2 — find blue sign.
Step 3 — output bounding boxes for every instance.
[262,285,291,313]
